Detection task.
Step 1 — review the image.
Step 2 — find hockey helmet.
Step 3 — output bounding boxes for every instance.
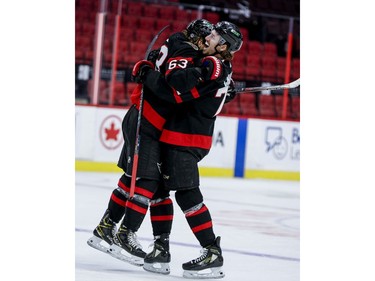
[214,21,243,52]
[186,19,214,41]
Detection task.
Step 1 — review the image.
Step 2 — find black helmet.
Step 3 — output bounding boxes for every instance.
[186,19,213,41]
[214,21,243,52]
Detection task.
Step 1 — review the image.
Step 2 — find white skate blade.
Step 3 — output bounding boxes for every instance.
[87,235,110,254]
[107,244,144,266]
[183,267,225,279]
[143,262,170,275]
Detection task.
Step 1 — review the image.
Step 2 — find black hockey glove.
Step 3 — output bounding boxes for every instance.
[200,56,225,83]
[225,78,237,103]
[131,60,154,83]
[147,48,160,65]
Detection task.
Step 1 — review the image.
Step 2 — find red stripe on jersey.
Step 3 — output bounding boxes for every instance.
[151,198,173,207]
[185,205,208,217]
[140,100,166,131]
[191,221,213,233]
[126,201,147,214]
[118,180,130,193]
[191,87,200,98]
[160,129,212,149]
[134,186,154,199]
[111,193,127,207]
[151,215,174,221]
[172,87,183,103]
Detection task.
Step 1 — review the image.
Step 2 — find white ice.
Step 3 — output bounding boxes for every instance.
[75,171,299,281]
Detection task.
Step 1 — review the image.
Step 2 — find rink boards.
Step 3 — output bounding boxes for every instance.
[75,105,299,180]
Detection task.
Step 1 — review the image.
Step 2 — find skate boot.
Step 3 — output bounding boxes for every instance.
[143,233,171,275]
[107,225,146,266]
[87,209,117,254]
[182,236,225,279]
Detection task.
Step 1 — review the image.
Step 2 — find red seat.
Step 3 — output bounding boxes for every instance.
[137,29,153,43]
[129,42,148,57]
[138,17,156,31]
[263,42,277,58]
[143,4,160,18]
[261,57,277,82]
[122,15,139,29]
[245,55,261,80]
[276,57,286,83]
[274,95,293,118]
[248,41,262,56]
[203,12,220,23]
[81,22,95,36]
[126,2,144,15]
[291,58,300,80]
[291,96,300,119]
[258,94,276,118]
[155,19,172,32]
[159,6,176,20]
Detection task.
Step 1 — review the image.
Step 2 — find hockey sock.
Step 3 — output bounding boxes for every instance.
[122,178,158,231]
[176,189,216,247]
[106,174,130,223]
[150,197,174,236]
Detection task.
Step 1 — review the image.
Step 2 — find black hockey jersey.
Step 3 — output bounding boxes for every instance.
[132,32,203,135]
[145,60,233,152]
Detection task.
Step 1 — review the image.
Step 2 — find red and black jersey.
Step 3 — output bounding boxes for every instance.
[159,61,233,156]
[132,32,203,135]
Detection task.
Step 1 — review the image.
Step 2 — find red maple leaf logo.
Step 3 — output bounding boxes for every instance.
[105,122,120,141]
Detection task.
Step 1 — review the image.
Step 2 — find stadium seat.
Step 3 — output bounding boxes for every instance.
[290,95,300,119]
[274,95,293,118]
[159,6,176,20]
[222,100,241,115]
[122,15,139,29]
[245,54,261,80]
[263,42,278,58]
[276,57,286,83]
[155,19,173,32]
[203,12,220,23]
[137,29,153,43]
[258,94,276,118]
[291,58,300,80]
[239,93,258,116]
[129,42,148,57]
[126,2,144,15]
[248,41,262,57]
[143,4,160,18]
[261,57,277,82]
[138,17,156,31]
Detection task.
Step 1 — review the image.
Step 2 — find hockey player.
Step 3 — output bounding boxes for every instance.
[140,21,243,279]
[87,19,220,266]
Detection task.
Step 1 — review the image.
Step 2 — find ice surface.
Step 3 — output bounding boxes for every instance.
[75,172,299,281]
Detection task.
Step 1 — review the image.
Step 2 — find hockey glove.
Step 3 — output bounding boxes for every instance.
[147,48,160,65]
[200,56,224,83]
[225,78,237,103]
[131,60,154,83]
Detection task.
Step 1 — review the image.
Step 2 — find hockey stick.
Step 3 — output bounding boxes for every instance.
[235,78,300,93]
[129,25,170,199]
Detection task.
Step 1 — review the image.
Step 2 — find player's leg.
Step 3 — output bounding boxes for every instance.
[143,186,173,274]
[87,173,130,253]
[162,147,224,278]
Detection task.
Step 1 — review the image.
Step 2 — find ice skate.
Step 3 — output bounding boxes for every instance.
[107,225,146,266]
[182,236,225,279]
[143,233,171,275]
[87,209,117,254]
